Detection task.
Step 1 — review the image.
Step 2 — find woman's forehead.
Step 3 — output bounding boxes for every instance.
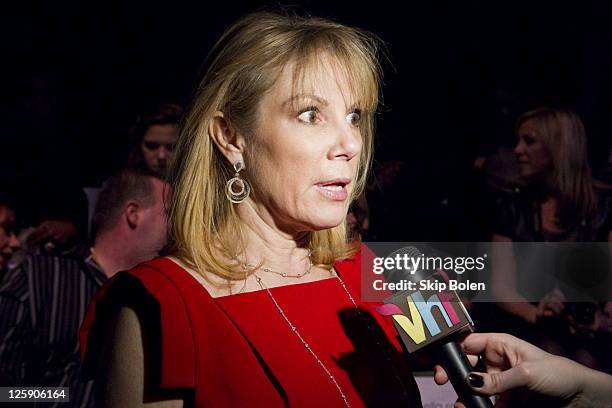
[273,58,361,107]
[518,119,538,134]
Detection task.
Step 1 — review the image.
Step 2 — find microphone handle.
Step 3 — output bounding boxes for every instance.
[436,338,493,408]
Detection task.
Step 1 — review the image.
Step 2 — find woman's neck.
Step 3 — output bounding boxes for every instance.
[236,200,312,276]
[168,201,337,297]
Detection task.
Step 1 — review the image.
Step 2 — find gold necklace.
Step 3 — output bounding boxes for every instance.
[247,258,312,278]
[244,251,313,278]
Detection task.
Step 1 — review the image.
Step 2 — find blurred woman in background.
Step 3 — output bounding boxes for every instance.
[491,107,612,370]
[127,102,183,178]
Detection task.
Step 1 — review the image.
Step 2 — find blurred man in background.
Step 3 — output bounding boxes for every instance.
[0,169,168,407]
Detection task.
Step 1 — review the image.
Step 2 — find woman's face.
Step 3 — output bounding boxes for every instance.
[141,124,179,176]
[514,119,553,180]
[245,59,363,233]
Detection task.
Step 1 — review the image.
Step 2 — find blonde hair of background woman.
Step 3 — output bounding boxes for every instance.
[166,11,384,282]
[516,107,597,226]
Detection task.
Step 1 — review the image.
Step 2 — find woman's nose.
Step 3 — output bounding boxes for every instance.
[329,126,361,161]
[514,141,525,156]
[157,147,169,160]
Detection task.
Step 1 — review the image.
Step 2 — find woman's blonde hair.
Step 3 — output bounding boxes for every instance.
[516,107,597,225]
[166,11,383,280]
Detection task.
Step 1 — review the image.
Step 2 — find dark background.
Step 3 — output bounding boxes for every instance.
[3,1,612,238]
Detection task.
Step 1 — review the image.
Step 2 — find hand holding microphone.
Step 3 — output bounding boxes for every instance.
[375,246,493,407]
[372,245,612,407]
[434,332,612,408]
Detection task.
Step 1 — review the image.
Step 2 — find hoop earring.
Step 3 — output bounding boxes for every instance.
[225,161,251,203]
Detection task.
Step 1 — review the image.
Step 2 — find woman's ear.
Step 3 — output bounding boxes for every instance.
[209,111,245,164]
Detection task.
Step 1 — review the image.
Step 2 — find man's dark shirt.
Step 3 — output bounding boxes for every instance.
[0,245,106,407]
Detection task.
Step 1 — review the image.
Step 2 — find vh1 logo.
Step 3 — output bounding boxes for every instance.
[376,287,473,353]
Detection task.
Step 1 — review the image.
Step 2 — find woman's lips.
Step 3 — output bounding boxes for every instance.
[316,181,349,201]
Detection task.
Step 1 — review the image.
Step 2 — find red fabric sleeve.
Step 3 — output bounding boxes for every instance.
[79,261,196,389]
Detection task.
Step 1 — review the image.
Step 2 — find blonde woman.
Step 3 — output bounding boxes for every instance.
[491,107,612,369]
[80,12,422,407]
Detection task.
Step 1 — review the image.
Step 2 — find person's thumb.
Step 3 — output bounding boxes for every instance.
[466,367,527,395]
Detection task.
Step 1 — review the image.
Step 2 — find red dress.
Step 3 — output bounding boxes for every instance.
[80,255,422,407]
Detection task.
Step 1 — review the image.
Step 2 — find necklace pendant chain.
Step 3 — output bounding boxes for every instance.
[255,275,351,407]
[247,252,313,279]
[254,271,410,406]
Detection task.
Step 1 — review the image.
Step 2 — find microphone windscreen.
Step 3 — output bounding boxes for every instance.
[376,273,473,353]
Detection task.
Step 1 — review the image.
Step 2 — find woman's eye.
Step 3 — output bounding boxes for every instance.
[346,110,361,127]
[143,142,161,150]
[297,108,319,124]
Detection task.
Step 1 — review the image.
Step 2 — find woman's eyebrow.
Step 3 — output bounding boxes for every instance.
[282,93,329,107]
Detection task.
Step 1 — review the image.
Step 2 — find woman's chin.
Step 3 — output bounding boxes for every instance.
[303,213,347,231]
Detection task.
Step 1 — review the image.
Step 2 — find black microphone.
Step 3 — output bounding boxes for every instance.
[375,246,493,408]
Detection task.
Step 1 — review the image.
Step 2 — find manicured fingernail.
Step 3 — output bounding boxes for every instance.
[467,373,484,388]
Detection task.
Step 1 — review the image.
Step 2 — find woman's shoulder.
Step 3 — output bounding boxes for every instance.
[333,248,362,296]
[127,256,195,285]
[79,258,206,389]
[115,256,228,301]
[333,249,360,275]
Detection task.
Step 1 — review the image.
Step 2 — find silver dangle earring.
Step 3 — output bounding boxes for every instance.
[225,161,251,203]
